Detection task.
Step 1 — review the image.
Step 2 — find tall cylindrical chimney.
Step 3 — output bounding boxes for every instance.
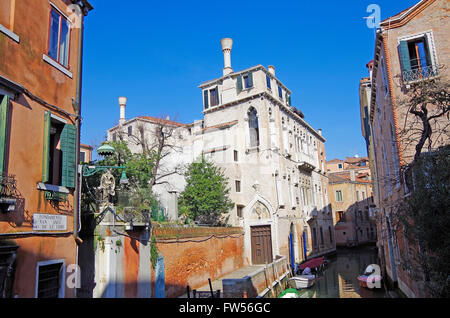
[268,65,275,76]
[221,38,233,76]
[119,96,127,125]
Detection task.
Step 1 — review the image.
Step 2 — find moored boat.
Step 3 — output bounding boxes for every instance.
[357,274,382,288]
[289,274,316,289]
[278,288,301,298]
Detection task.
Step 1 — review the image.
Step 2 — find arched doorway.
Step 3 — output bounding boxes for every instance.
[243,195,277,265]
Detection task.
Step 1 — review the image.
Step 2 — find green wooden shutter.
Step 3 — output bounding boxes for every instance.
[287,95,292,106]
[42,111,51,183]
[236,75,243,93]
[203,90,209,109]
[398,41,412,81]
[0,95,9,175]
[247,72,253,88]
[61,124,77,188]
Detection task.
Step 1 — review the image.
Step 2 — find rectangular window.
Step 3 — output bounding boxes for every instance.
[235,180,241,193]
[278,86,283,100]
[234,150,238,162]
[0,0,13,29]
[42,112,76,188]
[36,261,64,298]
[210,87,219,107]
[312,228,317,247]
[203,90,209,109]
[112,133,117,142]
[79,151,85,163]
[48,8,71,68]
[237,205,244,218]
[399,34,437,82]
[243,73,253,89]
[128,125,132,136]
[266,75,271,90]
[336,190,343,202]
[320,227,324,246]
[338,211,344,222]
[329,227,333,243]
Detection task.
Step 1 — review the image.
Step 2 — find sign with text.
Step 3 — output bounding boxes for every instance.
[33,214,67,231]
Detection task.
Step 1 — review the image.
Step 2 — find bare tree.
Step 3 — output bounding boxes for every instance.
[115,115,186,191]
[397,74,450,162]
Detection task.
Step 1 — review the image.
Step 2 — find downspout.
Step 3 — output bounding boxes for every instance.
[73,5,85,246]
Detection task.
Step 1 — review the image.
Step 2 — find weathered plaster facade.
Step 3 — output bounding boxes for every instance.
[0,0,92,298]
[107,39,336,267]
[365,0,449,297]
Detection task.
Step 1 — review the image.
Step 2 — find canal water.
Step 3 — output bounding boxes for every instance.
[296,246,387,298]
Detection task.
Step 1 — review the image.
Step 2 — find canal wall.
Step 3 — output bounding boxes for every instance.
[222,256,291,298]
[154,225,245,298]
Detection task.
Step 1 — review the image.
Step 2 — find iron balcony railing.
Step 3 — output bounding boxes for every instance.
[0,173,19,198]
[402,61,439,83]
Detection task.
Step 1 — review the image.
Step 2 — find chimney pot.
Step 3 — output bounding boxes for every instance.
[221,38,233,76]
[119,96,127,125]
[268,65,275,76]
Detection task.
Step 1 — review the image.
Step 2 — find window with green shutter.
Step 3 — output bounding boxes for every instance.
[0,95,9,176]
[60,124,76,188]
[236,75,243,93]
[203,90,209,109]
[42,113,76,188]
[42,111,51,183]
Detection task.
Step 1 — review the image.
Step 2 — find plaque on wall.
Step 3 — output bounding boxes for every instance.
[33,214,67,231]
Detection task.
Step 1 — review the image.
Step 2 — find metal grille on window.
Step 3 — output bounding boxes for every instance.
[37,263,62,298]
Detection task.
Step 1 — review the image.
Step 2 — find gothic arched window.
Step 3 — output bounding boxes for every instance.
[248,107,260,147]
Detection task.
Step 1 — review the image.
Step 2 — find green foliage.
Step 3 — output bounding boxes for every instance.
[150,235,159,269]
[399,146,450,297]
[178,155,234,226]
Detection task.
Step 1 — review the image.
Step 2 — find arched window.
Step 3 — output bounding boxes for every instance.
[248,107,259,147]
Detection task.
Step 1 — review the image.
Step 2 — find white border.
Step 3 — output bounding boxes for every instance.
[42,54,73,78]
[0,23,19,43]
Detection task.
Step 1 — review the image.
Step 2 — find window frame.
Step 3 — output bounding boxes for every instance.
[46,4,72,69]
[35,259,66,298]
[235,180,241,193]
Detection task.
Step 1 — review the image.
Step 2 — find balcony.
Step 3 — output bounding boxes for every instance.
[297,153,316,172]
[0,173,19,213]
[402,62,439,83]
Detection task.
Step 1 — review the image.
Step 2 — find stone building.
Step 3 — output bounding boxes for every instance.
[362,0,449,297]
[0,0,93,298]
[107,38,336,267]
[327,165,377,247]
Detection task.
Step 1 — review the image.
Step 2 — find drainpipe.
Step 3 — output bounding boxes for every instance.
[73,5,85,246]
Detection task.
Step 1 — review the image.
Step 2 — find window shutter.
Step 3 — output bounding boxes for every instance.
[398,41,412,80]
[423,36,433,70]
[288,95,292,106]
[247,72,253,88]
[236,75,243,93]
[203,90,209,109]
[42,111,51,183]
[61,124,77,188]
[0,95,9,175]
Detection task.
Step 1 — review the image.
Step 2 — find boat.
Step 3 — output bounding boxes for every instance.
[298,256,326,273]
[278,288,301,298]
[357,274,382,288]
[357,265,382,289]
[289,275,316,289]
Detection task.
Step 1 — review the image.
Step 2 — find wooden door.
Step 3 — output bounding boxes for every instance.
[251,225,273,265]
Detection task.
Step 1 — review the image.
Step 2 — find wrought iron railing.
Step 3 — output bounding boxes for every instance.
[402,62,439,82]
[0,173,19,198]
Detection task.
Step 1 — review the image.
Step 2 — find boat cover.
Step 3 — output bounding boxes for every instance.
[299,257,325,270]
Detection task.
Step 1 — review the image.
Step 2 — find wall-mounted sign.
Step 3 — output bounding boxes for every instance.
[33,214,67,231]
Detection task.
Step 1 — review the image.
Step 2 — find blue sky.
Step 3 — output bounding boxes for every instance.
[81,0,418,161]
